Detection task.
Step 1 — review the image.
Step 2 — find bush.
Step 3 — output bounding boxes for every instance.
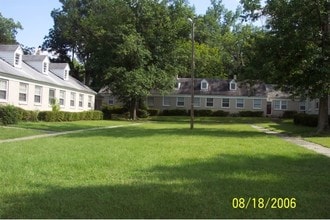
[162,109,188,116]
[38,110,103,122]
[239,111,264,117]
[212,110,230,117]
[282,111,298,119]
[189,109,213,117]
[137,109,150,118]
[294,113,318,127]
[102,105,127,120]
[0,105,20,125]
[147,109,160,116]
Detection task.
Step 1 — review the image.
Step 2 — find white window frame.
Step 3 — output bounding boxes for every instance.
[59,90,66,106]
[108,96,114,105]
[34,85,42,104]
[315,100,319,110]
[253,99,262,109]
[175,82,181,90]
[274,100,288,110]
[70,92,76,107]
[222,98,230,108]
[201,79,209,91]
[230,80,237,90]
[79,94,84,108]
[176,97,185,107]
[0,79,8,101]
[88,96,93,108]
[14,53,21,66]
[299,101,306,112]
[49,88,56,105]
[194,97,201,107]
[163,96,170,106]
[206,98,214,107]
[19,83,28,103]
[43,62,48,74]
[236,99,244,109]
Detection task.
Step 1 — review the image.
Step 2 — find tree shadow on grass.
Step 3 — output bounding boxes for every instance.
[1,154,329,219]
[62,125,268,139]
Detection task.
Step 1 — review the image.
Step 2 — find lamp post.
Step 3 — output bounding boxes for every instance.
[188,18,195,130]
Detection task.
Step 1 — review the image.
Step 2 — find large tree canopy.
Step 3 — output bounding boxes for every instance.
[241,0,330,132]
[0,13,22,44]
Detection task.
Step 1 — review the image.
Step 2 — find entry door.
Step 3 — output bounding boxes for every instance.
[267,102,272,115]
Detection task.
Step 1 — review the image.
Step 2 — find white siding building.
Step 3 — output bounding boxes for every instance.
[0,44,96,112]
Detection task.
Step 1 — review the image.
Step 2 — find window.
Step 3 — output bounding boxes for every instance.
[299,101,306,111]
[19,83,28,102]
[0,79,8,100]
[175,82,181,90]
[253,99,262,109]
[34,86,42,104]
[230,80,237,90]
[49,89,55,105]
[201,79,208,90]
[194,97,201,107]
[177,97,185,107]
[88,96,93,108]
[147,97,154,107]
[206,98,214,107]
[163,96,170,106]
[274,100,288,110]
[59,90,66,106]
[70,92,76,107]
[43,62,48,73]
[236,99,244,108]
[222,98,230,108]
[64,70,69,80]
[108,97,114,105]
[315,100,319,110]
[14,53,21,66]
[79,94,84,107]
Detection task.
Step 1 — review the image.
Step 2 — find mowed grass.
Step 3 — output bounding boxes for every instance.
[0,120,329,218]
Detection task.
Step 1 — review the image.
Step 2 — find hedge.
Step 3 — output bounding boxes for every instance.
[294,113,318,127]
[238,111,264,117]
[0,105,20,125]
[162,109,188,116]
[38,110,103,122]
[212,110,230,117]
[101,106,127,120]
[282,111,298,119]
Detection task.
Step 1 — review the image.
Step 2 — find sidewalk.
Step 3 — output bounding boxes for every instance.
[251,125,330,158]
[0,123,141,144]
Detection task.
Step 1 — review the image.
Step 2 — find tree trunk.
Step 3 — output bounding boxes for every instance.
[130,98,137,120]
[317,96,329,133]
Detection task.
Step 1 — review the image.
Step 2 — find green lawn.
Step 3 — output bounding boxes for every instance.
[257,119,330,148]
[0,126,45,140]
[0,120,329,218]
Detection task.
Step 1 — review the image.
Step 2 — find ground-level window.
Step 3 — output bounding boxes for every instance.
[19,83,28,103]
[177,97,185,107]
[299,101,306,111]
[49,89,56,105]
[163,96,170,106]
[147,97,154,107]
[222,98,229,108]
[274,100,288,110]
[88,96,93,108]
[0,79,8,100]
[194,97,201,107]
[108,96,114,105]
[70,92,76,107]
[253,99,262,109]
[315,100,319,110]
[59,90,66,106]
[236,99,244,108]
[206,98,214,107]
[79,94,84,108]
[34,86,42,104]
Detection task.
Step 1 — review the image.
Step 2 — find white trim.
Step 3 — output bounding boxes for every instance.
[163,96,170,106]
[236,98,244,109]
[0,78,8,102]
[205,97,214,107]
[221,98,230,108]
[176,97,185,107]
[253,99,262,109]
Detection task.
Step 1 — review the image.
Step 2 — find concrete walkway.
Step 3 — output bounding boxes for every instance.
[0,123,141,144]
[251,125,330,158]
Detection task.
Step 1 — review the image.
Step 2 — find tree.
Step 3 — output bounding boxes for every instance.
[241,0,330,133]
[0,13,22,44]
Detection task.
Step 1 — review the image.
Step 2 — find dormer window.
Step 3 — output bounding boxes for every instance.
[43,62,48,74]
[64,70,69,80]
[175,81,181,90]
[14,53,21,66]
[201,79,209,91]
[230,79,237,90]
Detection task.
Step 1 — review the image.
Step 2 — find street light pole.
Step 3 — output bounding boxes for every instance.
[188,18,195,130]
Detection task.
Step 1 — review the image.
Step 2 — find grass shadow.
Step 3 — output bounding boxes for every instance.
[1,154,329,219]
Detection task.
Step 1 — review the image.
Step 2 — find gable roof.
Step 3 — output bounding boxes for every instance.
[0,44,20,52]
[173,78,267,97]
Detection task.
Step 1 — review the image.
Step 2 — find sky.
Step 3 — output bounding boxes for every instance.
[0,0,240,48]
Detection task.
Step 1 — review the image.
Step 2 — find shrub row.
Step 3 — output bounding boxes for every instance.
[101,106,128,120]
[38,110,103,122]
[238,111,264,117]
[293,113,330,127]
[0,104,103,125]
